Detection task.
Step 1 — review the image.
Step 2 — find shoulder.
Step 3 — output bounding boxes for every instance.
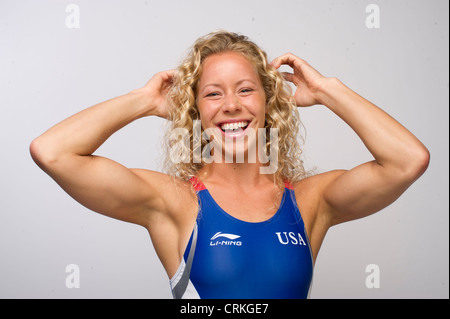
[292,169,347,196]
[291,169,347,225]
[130,169,198,222]
[131,169,192,193]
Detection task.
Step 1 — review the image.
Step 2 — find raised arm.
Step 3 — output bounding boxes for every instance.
[30,70,178,227]
[271,53,430,226]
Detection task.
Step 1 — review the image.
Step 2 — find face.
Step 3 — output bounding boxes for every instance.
[197,51,267,160]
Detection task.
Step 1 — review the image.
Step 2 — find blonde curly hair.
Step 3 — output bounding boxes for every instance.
[163,30,309,188]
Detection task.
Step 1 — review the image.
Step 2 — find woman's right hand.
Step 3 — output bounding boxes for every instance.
[138,69,176,119]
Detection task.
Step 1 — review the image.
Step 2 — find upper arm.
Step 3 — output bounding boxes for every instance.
[36,152,169,227]
[320,161,421,227]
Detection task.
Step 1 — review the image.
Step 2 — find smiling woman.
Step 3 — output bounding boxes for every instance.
[198,52,269,164]
[30,30,429,299]
[164,31,307,187]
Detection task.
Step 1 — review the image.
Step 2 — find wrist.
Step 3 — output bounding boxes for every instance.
[315,77,347,108]
[128,88,157,117]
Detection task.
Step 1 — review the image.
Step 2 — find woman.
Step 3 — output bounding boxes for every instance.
[30,31,430,299]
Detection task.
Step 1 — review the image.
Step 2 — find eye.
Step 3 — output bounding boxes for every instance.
[240,88,254,94]
[205,92,220,98]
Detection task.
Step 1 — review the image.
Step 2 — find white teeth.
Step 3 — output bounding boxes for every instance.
[220,121,248,131]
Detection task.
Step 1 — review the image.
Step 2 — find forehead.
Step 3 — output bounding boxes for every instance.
[199,51,260,86]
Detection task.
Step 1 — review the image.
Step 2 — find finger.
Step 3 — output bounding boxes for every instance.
[281,72,295,83]
[271,52,305,69]
[270,52,294,69]
[270,57,280,69]
[160,69,177,82]
[270,55,286,69]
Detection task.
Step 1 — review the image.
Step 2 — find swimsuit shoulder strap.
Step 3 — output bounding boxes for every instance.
[189,176,206,191]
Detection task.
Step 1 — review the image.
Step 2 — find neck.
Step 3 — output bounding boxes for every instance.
[196,137,280,187]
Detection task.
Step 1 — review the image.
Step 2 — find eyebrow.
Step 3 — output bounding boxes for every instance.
[200,79,259,92]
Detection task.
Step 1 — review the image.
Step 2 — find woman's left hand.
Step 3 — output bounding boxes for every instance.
[270,52,328,107]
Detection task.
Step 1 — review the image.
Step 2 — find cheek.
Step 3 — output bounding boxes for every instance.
[198,98,222,114]
[251,95,267,117]
[197,102,214,128]
[200,117,210,131]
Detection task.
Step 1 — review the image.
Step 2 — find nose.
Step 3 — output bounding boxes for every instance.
[222,93,241,113]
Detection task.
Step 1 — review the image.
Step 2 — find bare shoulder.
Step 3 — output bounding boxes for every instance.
[131,169,193,196]
[293,169,347,200]
[130,169,197,218]
[292,170,348,215]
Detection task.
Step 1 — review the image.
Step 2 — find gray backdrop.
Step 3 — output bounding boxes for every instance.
[1,0,448,298]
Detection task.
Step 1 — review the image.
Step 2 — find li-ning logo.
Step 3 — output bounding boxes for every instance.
[210,232,242,246]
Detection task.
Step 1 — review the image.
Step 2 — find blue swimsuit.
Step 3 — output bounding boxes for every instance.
[170,177,314,299]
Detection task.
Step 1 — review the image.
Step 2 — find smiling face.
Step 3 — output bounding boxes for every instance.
[165,31,307,184]
[196,51,267,160]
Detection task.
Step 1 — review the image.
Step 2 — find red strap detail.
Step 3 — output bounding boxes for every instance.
[284,180,294,190]
[190,176,206,191]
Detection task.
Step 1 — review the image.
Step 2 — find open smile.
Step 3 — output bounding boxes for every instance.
[217,120,250,138]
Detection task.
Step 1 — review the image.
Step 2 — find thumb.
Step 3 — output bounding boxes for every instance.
[158,69,177,84]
